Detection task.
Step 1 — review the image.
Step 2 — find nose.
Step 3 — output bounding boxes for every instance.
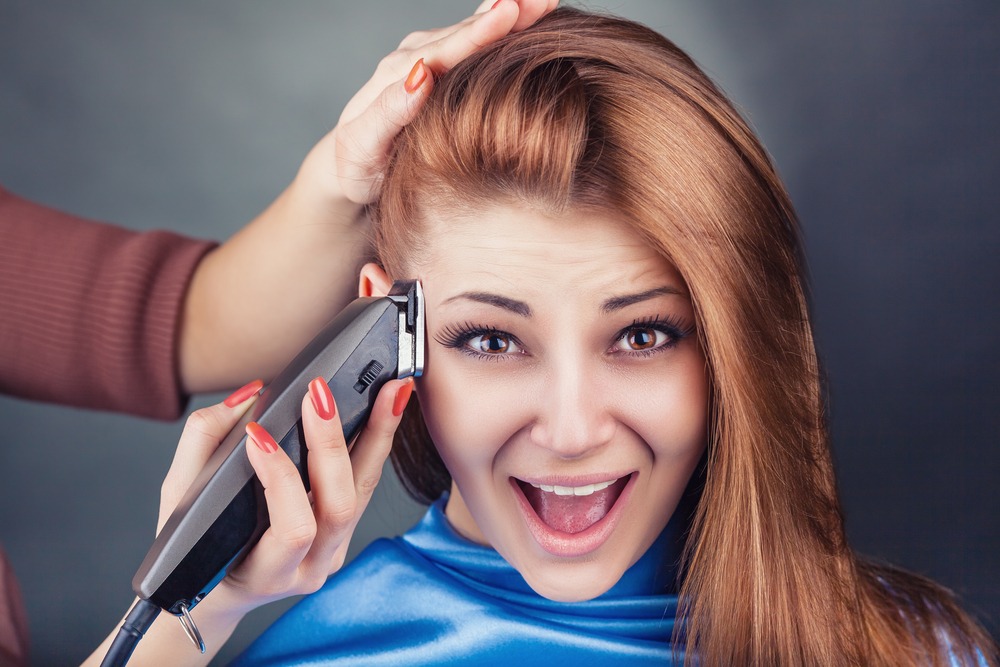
[528,353,616,458]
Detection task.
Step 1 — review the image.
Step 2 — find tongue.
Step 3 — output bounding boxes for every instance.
[520,478,627,534]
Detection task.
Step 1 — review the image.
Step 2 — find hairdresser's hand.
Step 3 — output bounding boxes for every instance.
[84,379,412,667]
[170,378,413,621]
[178,2,556,396]
[300,0,559,205]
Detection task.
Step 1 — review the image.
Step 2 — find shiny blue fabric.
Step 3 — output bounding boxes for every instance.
[232,496,688,666]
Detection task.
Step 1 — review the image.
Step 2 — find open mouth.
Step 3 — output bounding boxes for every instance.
[514,475,631,535]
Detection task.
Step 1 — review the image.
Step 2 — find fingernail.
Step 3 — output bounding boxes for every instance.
[491,0,503,9]
[404,58,427,94]
[309,377,337,421]
[246,421,279,454]
[392,379,414,417]
[224,379,264,407]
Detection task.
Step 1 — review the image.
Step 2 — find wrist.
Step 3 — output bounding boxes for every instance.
[190,582,259,632]
[285,171,366,234]
[291,129,364,214]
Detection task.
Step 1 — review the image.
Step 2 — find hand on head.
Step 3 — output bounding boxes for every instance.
[181,1,558,394]
[299,0,559,205]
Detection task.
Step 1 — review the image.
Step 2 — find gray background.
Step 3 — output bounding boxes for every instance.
[0,1,997,664]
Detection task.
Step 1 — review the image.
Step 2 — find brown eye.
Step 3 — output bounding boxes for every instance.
[614,326,670,353]
[627,328,657,350]
[472,332,512,354]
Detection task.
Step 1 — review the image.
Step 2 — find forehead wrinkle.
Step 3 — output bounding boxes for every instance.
[416,205,687,311]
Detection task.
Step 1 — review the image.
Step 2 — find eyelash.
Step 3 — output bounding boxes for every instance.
[435,323,525,362]
[434,315,694,361]
[614,315,694,358]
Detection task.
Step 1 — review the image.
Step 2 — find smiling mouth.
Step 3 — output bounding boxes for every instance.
[514,475,630,534]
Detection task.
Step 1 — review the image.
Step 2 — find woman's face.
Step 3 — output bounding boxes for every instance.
[388,203,708,602]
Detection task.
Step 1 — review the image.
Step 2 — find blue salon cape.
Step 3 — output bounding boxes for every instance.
[232,497,687,665]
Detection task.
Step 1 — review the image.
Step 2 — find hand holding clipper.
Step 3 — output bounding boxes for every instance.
[97,281,424,666]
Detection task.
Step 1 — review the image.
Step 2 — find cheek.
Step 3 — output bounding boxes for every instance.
[415,351,525,480]
[619,349,710,460]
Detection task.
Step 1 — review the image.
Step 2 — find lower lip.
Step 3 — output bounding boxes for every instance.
[509,474,635,558]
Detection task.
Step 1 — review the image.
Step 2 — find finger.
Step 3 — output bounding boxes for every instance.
[297,378,358,573]
[296,378,413,579]
[397,1,497,52]
[420,3,518,73]
[508,0,559,33]
[159,380,263,524]
[473,0,499,15]
[335,0,508,163]
[344,1,541,127]
[240,421,317,584]
[334,65,434,203]
[349,378,414,512]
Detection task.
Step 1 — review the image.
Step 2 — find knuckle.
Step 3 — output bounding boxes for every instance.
[372,419,401,443]
[319,500,357,532]
[299,572,328,595]
[272,464,304,489]
[356,471,383,498]
[330,552,347,573]
[277,520,317,553]
[376,49,407,74]
[182,408,219,440]
[397,30,427,49]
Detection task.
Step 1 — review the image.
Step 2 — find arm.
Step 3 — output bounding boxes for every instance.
[0,0,556,416]
[84,2,559,662]
[176,0,558,394]
[0,186,215,419]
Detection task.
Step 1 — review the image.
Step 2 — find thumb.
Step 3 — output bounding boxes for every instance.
[158,380,263,531]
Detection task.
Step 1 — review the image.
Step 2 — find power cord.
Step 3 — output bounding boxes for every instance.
[99,598,160,667]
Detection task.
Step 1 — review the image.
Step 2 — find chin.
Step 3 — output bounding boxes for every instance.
[517,558,625,603]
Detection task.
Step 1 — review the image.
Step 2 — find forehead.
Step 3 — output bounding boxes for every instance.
[413,204,684,298]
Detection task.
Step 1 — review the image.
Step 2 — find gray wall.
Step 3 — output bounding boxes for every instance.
[1,1,996,664]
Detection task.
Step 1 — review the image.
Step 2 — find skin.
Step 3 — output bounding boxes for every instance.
[85,1,560,665]
[179,0,558,391]
[363,203,710,602]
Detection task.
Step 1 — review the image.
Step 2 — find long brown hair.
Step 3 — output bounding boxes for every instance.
[371,8,996,666]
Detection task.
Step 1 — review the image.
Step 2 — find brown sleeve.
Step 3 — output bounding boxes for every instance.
[0,546,29,667]
[0,186,217,420]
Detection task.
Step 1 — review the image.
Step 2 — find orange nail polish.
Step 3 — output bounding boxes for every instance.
[224,379,263,407]
[404,58,427,94]
[392,379,414,417]
[309,377,337,421]
[246,421,279,454]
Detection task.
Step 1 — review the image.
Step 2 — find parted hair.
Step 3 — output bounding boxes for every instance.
[370,7,997,666]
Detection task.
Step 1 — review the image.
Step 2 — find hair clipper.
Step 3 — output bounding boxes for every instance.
[131,280,424,620]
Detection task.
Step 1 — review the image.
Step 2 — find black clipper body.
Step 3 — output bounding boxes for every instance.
[132,280,424,616]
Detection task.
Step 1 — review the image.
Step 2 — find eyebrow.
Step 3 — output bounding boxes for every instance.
[601,286,685,313]
[442,292,533,317]
[441,286,683,317]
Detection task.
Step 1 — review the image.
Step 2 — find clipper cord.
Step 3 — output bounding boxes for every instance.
[100,598,160,667]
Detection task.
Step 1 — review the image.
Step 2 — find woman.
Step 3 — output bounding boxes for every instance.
[88,4,997,666]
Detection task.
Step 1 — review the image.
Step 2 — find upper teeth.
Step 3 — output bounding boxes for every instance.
[529,480,615,496]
